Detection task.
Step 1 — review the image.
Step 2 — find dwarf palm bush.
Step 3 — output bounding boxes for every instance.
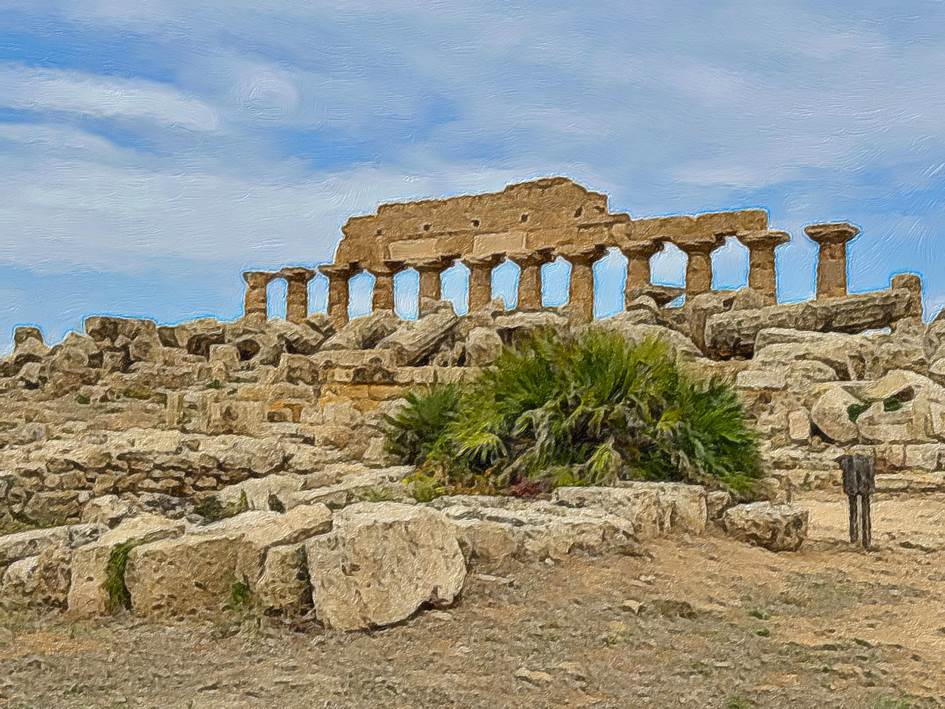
[383,383,461,466]
[384,329,761,497]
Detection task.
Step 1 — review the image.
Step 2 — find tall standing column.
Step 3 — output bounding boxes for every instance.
[738,230,789,304]
[511,249,553,312]
[372,261,402,313]
[413,257,452,316]
[561,245,606,323]
[621,239,661,305]
[680,237,719,298]
[242,271,275,320]
[464,254,503,312]
[281,267,316,324]
[320,264,353,330]
[804,223,860,299]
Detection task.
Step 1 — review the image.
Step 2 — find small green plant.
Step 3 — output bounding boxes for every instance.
[726,697,754,709]
[871,698,913,709]
[747,608,770,620]
[847,402,871,422]
[228,578,253,611]
[883,396,904,412]
[357,486,399,503]
[104,540,142,613]
[206,380,223,390]
[754,627,771,637]
[403,469,447,503]
[194,490,249,522]
[75,394,91,405]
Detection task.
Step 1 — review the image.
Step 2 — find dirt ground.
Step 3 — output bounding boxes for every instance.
[1,491,944,708]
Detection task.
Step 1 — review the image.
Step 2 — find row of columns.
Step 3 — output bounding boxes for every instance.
[246,222,859,328]
[242,267,317,324]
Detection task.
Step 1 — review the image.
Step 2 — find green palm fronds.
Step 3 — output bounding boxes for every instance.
[383,328,762,498]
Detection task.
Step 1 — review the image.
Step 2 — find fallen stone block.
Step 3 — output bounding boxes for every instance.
[68,514,187,616]
[306,502,466,631]
[440,502,640,564]
[376,310,460,366]
[0,523,103,570]
[810,386,861,444]
[552,483,708,539]
[705,286,917,358]
[722,502,808,552]
[124,505,332,617]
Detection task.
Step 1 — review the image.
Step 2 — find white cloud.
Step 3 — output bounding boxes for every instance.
[0,64,219,131]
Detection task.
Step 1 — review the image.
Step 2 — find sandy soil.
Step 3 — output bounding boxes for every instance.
[1,492,944,708]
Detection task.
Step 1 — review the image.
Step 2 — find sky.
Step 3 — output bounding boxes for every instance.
[1,1,944,351]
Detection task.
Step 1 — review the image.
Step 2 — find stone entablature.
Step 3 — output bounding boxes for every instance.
[242,177,865,327]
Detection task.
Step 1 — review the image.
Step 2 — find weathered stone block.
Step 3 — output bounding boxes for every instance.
[306,503,466,631]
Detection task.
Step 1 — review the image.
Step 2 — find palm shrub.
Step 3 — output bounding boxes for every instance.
[383,383,461,466]
[383,329,762,497]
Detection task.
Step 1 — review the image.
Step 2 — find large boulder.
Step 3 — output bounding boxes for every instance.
[722,502,808,552]
[305,503,466,631]
[376,309,460,366]
[322,311,400,351]
[552,483,708,539]
[810,386,861,444]
[705,286,918,358]
[438,500,640,564]
[464,327,504,367]
[68,514,186,616]
[0,523,103,570]
[124,505,332,617]
[594,320,702,360]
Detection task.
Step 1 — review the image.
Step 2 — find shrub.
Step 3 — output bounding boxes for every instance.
[383,383,460,466]
[385,329,762,498]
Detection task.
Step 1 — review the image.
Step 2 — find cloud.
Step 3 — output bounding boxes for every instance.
[0,0,943,349]
[0,64,219,131]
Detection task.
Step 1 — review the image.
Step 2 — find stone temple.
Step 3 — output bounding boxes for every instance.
[241,177,882,329]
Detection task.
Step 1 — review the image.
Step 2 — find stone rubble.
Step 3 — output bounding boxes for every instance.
[0,177,940,629]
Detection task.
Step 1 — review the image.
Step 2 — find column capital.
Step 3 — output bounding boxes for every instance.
[279,266,317,283]
[557,244,607,265]
[242,270,276,286]
[318,263,356,278]
[677,235,720,256]
[409,256,454,273]
[464,253,505,268]
[738,230,790,249]
[620,238,663,259]
[373,260,405,276]
[804,222,859,245]
[508,248,554,268]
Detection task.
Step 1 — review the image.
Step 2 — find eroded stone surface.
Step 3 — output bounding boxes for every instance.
[306,503,466,631]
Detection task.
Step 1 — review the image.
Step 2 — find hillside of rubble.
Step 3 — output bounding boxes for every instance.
[1,274,945,704]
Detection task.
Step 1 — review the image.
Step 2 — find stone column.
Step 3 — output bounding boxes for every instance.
[281,267,316,324]
[464,255,503,312]
[562,245,606,322]
[511,249,553,312]
[804,223,860,299]
[242,271,275,320]
[320,264,353,330]
[372,262,402,313]
[738,230,790,304]
[621,239,662,305]
[680,237,719,298]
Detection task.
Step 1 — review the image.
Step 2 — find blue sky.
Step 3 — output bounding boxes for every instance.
[1,1,944,351]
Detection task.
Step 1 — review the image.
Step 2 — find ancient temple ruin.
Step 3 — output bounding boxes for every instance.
[242,177,872,328]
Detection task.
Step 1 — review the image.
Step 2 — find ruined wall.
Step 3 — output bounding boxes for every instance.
[332,177,769,270]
